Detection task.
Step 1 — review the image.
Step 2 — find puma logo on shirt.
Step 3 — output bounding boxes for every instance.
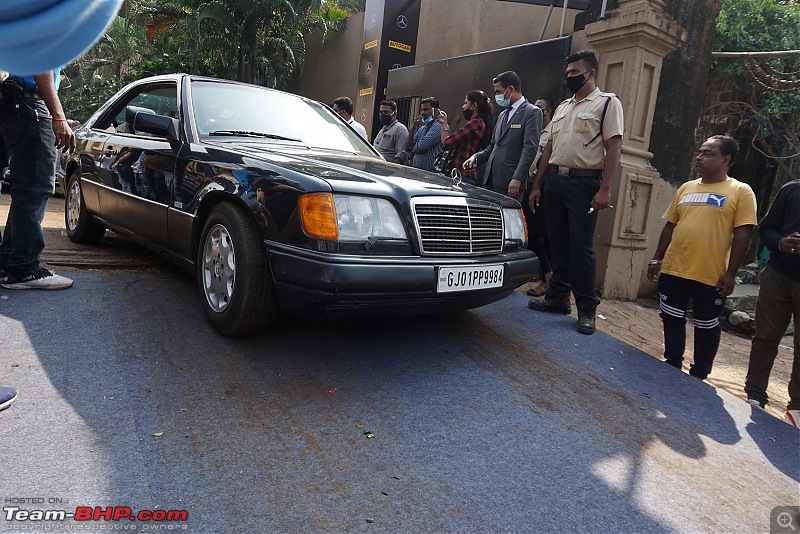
[678,192,728,208]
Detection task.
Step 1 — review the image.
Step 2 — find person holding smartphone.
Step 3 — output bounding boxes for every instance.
[437,90,493,184]
[405,96,443,172]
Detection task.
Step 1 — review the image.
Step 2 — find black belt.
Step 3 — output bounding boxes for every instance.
[554,166,602,178]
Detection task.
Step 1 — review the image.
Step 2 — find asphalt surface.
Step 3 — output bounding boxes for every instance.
[0,264,798,533]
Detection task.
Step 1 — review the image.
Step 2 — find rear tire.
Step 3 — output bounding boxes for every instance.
[65,170,106,244]
[198,202,276,336]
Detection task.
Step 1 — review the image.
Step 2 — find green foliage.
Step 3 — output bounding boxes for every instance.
[716,0,800,56]
[59,0,359,119]
[708,0,800,187]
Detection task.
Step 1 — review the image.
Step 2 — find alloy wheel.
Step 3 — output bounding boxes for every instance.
[66,179,82,232]
[201,223,236,313]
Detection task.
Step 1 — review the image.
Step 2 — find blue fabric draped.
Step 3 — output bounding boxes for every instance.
[0,0,123,75]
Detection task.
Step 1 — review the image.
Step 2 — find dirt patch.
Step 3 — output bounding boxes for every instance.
[517,286,794,422]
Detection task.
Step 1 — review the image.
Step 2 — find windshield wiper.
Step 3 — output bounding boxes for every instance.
[208,130,301,142]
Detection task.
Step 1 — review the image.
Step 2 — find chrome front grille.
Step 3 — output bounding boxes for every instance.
[413,197,504,255]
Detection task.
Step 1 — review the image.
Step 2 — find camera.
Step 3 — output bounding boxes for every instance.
[1,78,22,113]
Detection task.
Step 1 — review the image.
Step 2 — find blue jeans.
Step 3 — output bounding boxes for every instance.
[543,170,601,311]
[0,98,57,275]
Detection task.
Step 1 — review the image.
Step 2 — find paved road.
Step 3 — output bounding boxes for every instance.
[0,266,797,533]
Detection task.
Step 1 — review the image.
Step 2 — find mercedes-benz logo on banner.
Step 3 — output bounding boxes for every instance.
[370,15,377,27]
[365,62,372,74]
[397,15,408,28]
[391,63,402,69]
[361,110,367,121]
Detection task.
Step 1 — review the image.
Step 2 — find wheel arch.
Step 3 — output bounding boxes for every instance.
[62,160,81,190]
[191,190,266,270]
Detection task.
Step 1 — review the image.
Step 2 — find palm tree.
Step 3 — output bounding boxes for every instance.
[139,0,350,88]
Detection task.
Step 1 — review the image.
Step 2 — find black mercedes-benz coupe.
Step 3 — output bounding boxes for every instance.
[61,74,538,336]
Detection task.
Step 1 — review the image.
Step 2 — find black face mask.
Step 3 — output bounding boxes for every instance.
[462,108,473,121]
[565,73,587,94]
[379,113,394,126]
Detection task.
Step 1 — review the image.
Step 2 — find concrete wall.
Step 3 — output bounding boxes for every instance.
[290,12,365,106]
[650,0,720,187]
[416,0,579,63]
[291,1,581,105]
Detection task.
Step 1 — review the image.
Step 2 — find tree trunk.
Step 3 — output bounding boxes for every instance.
[236,13,258,83]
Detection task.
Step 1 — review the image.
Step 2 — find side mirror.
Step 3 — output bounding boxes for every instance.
[133,112,181,142]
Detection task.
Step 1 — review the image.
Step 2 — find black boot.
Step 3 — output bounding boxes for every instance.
[528,292,571,315]
[576,307,596,335]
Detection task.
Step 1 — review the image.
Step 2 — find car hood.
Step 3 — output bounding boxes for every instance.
[206,140,520,208]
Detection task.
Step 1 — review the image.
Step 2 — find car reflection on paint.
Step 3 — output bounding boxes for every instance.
[60,74,538,336]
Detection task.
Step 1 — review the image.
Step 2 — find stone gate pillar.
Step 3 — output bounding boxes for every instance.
[584,0,686,299]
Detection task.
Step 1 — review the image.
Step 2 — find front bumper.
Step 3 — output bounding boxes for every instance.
[267,244,539,319]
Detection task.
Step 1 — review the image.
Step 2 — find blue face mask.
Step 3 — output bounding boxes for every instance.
[494,87,510,108]
[423,115,434,124]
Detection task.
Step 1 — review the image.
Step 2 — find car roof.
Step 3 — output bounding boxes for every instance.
[130,74,319,106]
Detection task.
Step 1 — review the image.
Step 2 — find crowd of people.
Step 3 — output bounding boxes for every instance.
[0,10,796,432]
[329,49,799,429]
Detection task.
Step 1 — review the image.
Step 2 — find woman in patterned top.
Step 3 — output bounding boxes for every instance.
[436,90,493,185]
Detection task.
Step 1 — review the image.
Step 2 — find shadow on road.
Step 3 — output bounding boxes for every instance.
[0,267,797,531]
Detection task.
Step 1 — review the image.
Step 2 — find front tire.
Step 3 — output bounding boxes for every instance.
[198,202,276,336]
[65,170,106,244]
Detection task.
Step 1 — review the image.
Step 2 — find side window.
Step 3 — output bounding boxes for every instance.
[94,84,178,137]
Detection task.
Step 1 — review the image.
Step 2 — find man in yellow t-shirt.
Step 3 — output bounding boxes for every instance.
[646,135,757,379]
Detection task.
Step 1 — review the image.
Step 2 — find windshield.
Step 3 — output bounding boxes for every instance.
[190,81,375,156]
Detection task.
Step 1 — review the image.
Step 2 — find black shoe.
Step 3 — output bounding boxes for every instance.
[689,368,708,380]
[576,307,596,334]
[528,293,571,315]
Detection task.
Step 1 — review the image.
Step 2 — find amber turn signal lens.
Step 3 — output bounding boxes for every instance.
[299,193,339,240]
[521,209,529,243]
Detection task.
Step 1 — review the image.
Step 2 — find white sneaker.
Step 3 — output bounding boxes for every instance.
[0,386,18,411]
[0,268,73,290]
[748,398,764,410]
[786,410,800,429]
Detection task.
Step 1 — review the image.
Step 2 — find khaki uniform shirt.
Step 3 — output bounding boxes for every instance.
[548,87,624,170]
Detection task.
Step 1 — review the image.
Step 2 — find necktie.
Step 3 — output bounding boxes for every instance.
[502,109,512,130]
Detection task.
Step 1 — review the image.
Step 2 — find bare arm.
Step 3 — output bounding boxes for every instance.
[33,72,74,152]
[591,135,622,211]
[646,221,676,283]
[717,225,754,296]
[528,139,553,213]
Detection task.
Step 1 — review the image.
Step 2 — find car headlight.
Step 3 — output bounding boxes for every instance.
[299,193,407,241]
[503,208,527,245]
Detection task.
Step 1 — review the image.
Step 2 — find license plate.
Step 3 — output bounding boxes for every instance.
[437,264,504,293]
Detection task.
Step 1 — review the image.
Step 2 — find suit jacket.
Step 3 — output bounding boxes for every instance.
[474,99,542,197]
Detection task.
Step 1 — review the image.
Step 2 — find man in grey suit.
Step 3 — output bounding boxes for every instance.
[464,71,541,201]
